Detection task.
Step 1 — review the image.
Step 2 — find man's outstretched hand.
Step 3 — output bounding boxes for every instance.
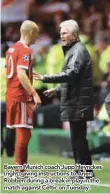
[33,72,43,80]
[43,88,57,98]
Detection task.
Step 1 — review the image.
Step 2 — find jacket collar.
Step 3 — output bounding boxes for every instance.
[62,40,80,55]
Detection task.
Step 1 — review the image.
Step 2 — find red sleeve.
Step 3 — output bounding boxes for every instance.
[17,46,31,70]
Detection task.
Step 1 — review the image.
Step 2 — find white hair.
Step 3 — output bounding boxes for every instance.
[60,20,79,34]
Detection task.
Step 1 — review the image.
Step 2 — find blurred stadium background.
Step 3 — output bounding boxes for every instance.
[1,0,110,193]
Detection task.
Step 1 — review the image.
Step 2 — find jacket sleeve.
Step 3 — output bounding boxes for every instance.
[43,48,87,83]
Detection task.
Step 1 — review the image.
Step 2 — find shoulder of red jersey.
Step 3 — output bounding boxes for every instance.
[15,41,31,53]
[6,42,31,55]
[17,42,31,63]
[6,41,31,70]
[16,42,31,70]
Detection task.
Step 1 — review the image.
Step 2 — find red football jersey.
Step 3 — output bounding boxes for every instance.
[6,41,33,102]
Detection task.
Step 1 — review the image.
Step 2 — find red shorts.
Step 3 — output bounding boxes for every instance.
[6,98,34,129]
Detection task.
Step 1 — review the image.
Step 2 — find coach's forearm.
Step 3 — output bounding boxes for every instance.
[17,69,34,95]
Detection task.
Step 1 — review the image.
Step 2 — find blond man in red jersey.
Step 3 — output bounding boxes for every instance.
[6,20,41,166]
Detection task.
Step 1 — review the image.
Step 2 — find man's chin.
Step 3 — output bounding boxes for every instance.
[61,42,67,46]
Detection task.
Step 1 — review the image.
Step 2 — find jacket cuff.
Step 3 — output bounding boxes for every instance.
[42,75,47,82]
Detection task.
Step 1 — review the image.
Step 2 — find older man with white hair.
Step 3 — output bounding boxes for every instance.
[35,20,94,178]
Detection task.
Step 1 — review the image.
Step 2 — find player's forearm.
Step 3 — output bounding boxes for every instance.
[17,71,34,95]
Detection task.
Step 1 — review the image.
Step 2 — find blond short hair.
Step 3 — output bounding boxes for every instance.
[20,20,39,34]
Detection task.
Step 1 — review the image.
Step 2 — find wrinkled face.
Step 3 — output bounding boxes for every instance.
[60,27,76,46]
